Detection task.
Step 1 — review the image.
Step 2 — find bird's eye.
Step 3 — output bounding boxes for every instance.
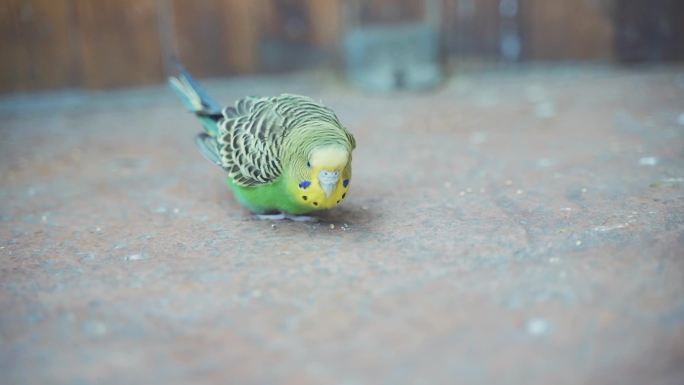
[306,161,311,168]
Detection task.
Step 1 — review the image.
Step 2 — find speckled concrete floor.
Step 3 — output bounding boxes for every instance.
[1,66,683,385]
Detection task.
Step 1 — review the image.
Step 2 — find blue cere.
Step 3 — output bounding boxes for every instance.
[299,180,311,189]
[343,179,349,187]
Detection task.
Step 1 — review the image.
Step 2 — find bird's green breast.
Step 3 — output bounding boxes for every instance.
[226,176,313,215]
[226,169,350,215]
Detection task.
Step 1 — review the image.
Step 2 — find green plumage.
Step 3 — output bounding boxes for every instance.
[169,68,355,215]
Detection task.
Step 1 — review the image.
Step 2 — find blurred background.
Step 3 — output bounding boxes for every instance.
[2,2,684,385]
[1,0,683,93]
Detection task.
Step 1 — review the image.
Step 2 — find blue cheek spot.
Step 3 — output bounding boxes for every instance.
[343,179,349,188]
[299,180,311,189]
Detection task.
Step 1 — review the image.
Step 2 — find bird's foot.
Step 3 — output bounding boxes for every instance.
[284,214,318,222]
[254,213,318,222]
[255,213,286,221]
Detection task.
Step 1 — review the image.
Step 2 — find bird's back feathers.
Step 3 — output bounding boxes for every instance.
[216,94,354,187]
[170,69,355,188]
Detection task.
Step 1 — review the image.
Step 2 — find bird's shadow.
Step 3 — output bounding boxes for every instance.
[313,204,373,226]
[245,204,375,228]
[211,177,380,230]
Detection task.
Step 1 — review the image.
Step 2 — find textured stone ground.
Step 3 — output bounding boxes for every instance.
[1,66,683,385]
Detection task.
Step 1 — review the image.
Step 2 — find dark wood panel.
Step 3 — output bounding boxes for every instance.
[442,0,502,59]
[258,0,339,72]
[171,0,232,77]
[0,0,81,92]
[224,0,260,73]
[522,0,614,60]
[614,0,684,62]
[172,0,259,77]
[75,0,164,89]
[307,0,341,49]
[0,0,645,93]
[355,0,425,25]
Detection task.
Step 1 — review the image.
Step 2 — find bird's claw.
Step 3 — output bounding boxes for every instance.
[255,213,286,221]
[285,214,318,222]
[254,213,318,222]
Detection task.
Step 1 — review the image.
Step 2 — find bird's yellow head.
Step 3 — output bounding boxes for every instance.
[290,145,351,210]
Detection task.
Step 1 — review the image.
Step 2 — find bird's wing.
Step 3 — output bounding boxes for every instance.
[195,133,223,167]
[216,96,286,187]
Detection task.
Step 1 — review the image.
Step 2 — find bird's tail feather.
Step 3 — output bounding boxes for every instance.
[168,66,221,136]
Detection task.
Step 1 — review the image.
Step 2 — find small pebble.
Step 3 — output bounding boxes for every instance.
[581,187,588,193]
[575,240,582,246]
[329,224,335,230]
[459,191,465,196]
[469,131,487,145]
[505,180,513,186]
[639,157,658,166]
[677,113,684,126]
[271,224,277,229]
[83,321,108,337]
[524,84,546,102]
[125,254,144,261]
[173,208,180,214]
[534,101,556,119]
[444,181,452,188]
[362,206,369,211]
[516,189,524,195]
[662,177,684,184]
[536,158,554,168]
[526,318,551,336]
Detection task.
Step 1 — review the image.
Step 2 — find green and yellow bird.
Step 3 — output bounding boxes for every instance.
[169,68,356,220]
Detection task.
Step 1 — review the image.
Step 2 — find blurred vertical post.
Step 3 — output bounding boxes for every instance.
[156,0,178,77]
[442,0,502,63]
[498,0,521,62]
[342,0,443,91]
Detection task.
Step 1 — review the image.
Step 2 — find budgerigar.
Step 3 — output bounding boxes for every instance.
[169,68,355,220]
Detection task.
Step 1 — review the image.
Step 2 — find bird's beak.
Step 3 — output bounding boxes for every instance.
[318,170,339,198]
